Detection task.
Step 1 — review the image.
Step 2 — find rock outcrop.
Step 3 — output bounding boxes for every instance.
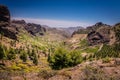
[26,23,46,36]
[0,5,10,26]
[11,20,46,36]
[72,22,112,45]
[0,5,17,40]
[72,22,110,36]
[87,27,111,45]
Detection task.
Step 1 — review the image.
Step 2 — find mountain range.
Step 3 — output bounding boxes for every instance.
[0,5,120,80]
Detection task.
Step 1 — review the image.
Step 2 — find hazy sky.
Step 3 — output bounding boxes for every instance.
[0,0,120,27]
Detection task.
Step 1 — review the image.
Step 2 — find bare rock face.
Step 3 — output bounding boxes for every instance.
[26,23,46,36]
[0,5,17,40]
[87,27,111,45]
[0,27,17,39]
[0,5,10,26]
[72,22,109,36]
[11,20,46,36]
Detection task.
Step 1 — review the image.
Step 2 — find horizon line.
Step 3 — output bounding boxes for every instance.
[12,17,94,28]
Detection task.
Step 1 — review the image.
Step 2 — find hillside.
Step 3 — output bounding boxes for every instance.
[0,5,120,80]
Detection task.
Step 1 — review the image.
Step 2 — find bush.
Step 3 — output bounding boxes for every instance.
[28,49,35,60]
[94,44,116,58]
[28,49,38,65]
[102,57,111,63]
[7,48,16,60]
[48,47,82,70]
[94,43,120,59]
[83,46,99,53]
[79,39,89,47]
[48,47,70,69]
[33,53,38,65]
[20,51,27,62]
[69,50,82,66]
[0,44,7,60]
[113,43,120,54]
[114,24,120,41]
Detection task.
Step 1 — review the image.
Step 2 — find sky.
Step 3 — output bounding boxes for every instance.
[0,0,120,27]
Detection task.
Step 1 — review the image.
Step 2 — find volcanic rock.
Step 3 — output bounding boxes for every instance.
[87,27,111,45]
[25,23,46,36]
[0,5,10,26]
[0,5,17,40]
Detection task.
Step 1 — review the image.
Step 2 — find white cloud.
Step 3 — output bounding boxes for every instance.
[12,17,92,28]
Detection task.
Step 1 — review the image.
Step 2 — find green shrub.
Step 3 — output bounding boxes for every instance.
[20,51,27,62]
[83,46,99,53]
[0,44,7,60]
[69,50,82,66]
[48,47,70,69]
[94,43,120,59]
[79,39,89,47]
[28,49,38,65]
[94,44,116,58]
[28,49,35,60]
[33,53,38,65]
[114,24,120,41]
[48,47,82,70]
[102,57,111,63]
[7,48,16,60]
[113,43,120,57]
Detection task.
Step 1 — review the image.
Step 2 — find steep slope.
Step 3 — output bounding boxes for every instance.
[1,5,120,80]
[72,22,115,45]
[72,22,111,35]
[41,25,70,42]
[0,5,17,40]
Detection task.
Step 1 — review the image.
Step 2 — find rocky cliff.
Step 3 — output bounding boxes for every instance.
[0,5,10,26]
[0,5,17,40]
[11,20,46,36]
[87,27,111,45]
[0,5,47,40]
[72,22,116,45]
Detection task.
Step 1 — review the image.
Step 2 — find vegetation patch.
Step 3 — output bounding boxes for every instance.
[94,44,120,59]
[48,47,83,70]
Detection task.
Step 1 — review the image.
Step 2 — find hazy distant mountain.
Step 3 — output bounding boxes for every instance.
[41,25,70,38]
[58,26,84,36]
